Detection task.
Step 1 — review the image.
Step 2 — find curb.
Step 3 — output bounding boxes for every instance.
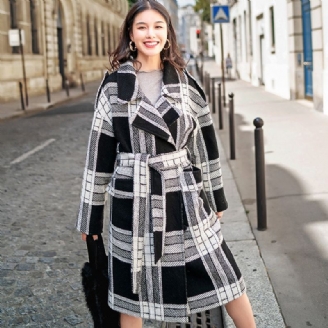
[0,91,89,122]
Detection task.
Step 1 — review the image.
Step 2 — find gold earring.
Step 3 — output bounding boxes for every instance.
[129,41,137,52]
[163,39,170,50]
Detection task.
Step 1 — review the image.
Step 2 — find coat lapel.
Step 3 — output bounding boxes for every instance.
[116,61,184,147]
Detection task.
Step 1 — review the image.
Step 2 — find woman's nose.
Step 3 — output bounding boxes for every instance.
[146,28,155,38]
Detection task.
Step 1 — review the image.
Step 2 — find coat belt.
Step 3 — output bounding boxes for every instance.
[114,149,192,294]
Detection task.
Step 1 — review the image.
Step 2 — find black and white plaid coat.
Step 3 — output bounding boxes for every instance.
[76,60,245,322]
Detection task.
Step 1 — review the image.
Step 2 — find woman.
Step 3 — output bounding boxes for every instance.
[76,1,256,327]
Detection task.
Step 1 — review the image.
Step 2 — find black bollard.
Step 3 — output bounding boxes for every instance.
[18,82,25,111]
[80,73,85,92]
[205,72,209,97]
[207,73,211,103]
[229,93,236,160]
[65,78,70,97]
[204,72,208,97]
[45,79,51,103]
[217,83,223,130]
[207,74,211,102]
[211,78,216,113]
[253,118,267,231]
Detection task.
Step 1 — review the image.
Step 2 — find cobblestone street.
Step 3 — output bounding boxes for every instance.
[0,96,98,327]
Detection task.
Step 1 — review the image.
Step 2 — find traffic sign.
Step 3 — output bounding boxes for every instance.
[211,5,230,24]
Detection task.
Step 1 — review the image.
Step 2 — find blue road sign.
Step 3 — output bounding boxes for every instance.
[211,5,230,24]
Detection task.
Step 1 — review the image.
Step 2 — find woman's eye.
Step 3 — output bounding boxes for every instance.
[156,26,163,29]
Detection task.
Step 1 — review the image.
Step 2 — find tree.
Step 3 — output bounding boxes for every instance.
[194,0,211,23]
[128,0,138,8]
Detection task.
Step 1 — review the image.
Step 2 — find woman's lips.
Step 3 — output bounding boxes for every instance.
[143,41,159,48]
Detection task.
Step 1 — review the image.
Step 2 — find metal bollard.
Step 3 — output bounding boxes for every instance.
[207,74,211,102]
[80,73,85,92]
[217,83,223,130]
[229,93,236,160]
[65,78,70,97]
[18,82,25,111]
[45,79,51,103]
[211,78,216,113]
[253,118,267,231]
[204,72,208,97]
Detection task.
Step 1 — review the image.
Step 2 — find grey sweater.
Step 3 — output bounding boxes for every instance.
[137,70,163,105]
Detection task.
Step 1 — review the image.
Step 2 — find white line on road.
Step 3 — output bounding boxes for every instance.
[10,138,56,165]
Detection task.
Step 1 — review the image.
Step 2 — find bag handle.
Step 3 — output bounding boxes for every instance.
[86,235,107,271]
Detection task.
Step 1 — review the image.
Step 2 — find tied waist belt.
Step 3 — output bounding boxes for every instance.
[114,149,192,294]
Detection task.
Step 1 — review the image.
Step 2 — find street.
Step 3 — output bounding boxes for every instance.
[0,94,97,327]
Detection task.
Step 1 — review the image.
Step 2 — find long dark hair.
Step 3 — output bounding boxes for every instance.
[109,0,186,72]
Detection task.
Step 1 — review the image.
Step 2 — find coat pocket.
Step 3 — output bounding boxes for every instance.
[107,177,134,199]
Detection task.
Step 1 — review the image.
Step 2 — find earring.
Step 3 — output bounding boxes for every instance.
[129,41,137,52]
[163,39,170,50]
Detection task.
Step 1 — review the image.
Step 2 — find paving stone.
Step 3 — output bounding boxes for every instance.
[0,278,16,287]
[16,263,35,271]
[26,256,39,263]
[0,263,17,270]
[39,257,55,264]
[14,287,33,297]
[14,250,29,256]
[7,257,23,263]
[64,313,84,326]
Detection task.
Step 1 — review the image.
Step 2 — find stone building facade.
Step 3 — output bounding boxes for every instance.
[157,0,178,35]
[0,0,128,102]
[214,0,328,115]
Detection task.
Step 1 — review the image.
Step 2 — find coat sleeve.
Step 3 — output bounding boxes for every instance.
[185,72,228,213]
[76,86,118,234]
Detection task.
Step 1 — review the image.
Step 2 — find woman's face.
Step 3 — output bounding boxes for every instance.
[130,9,168,61]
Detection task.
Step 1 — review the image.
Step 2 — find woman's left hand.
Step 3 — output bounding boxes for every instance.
[216,212,224,220]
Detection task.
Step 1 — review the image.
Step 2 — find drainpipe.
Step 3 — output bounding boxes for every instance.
[41,0,48,82]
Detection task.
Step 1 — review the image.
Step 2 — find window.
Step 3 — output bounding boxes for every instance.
[101,21,106,56]
[270,6,275,52]
[94,19,99,56]
[29,0,39,54]
[80,10,85,56]
[248,0,253,56]
[87,15,92,55]
[107,24,111,53]
[244,10,248,61]
[9,0,17,28]
[9,0,19,53]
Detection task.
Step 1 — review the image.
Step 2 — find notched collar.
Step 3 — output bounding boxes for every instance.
[116,60,187,147]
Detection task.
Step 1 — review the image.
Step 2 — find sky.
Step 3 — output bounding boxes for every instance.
[177,0,195,8]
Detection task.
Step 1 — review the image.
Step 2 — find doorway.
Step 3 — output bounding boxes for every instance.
[57,4,65,88]
[259,35,265,85]
[301,0,313,99]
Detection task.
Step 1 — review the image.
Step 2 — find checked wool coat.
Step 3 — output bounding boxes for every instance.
[76,60,246,322]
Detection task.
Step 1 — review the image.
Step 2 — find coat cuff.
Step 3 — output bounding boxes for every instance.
[213,188,228,212]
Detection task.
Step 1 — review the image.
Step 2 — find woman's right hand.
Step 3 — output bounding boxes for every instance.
[81,233,98,241]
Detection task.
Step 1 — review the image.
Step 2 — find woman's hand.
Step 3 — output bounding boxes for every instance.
[81,233,98,241]
[216,212,224,220]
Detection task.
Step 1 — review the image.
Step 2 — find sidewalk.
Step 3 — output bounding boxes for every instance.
[190,62,285,328]
[0,80,101,122]
[200,60,328,328]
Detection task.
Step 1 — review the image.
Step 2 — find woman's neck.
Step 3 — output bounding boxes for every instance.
[136,55,161,72]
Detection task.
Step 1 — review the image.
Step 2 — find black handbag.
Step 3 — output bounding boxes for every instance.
[81,234,120,328]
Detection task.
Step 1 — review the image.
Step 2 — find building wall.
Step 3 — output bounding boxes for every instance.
[178,5,201,55]
[323,0,328,115]
[0,0,128,102]
[158,0,179,35]
[214,0,326,114]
